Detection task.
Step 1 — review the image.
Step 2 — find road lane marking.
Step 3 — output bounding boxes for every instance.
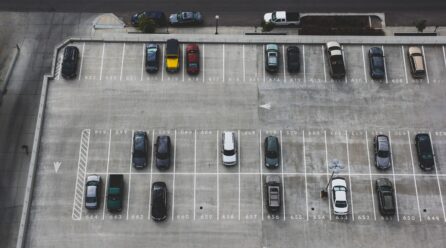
[126,130,133,220]
[421,46,430,84]
[78,42,85,80]
[401,46,409,84]
[282,45,286,83]
[388,131,400,221]
[342,45,347,83]
[303,45,306,83]
[303,130,309,220]
[259,130,264,220]
[407,131,422,221]
[280,130,286,220]
[238,130,241,220]
[216,130,220,220]
[182,43,185,82]
[99,43,105,81]
[442,46,446,73]
[193,129,197,220]
[322,45,327,83]
[222,44,225,82]
[172,130,177,220]
[242,44,246,82]
[324,130,331,220]
[365,131,377,220]
[72,129,90,220]
[202,44,205,83]
[101,129,112,220]
[345,131,354,220]
[147,130,155,219]
[263,45,265,83]
[140,44,145,81]
[381,45,389,84]
[161,43,165,81]
[119,43,126,81]
[429,132,446,222]
[362,45,368,83]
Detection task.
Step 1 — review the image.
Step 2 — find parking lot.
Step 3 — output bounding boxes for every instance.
[26,40,446,248]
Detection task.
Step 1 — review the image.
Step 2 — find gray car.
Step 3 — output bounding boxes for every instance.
[265,44,279,73]
[85,175,101,210]
[169,11,203,26]
[265,175,281,213]
[264,136,280,169]
[374,135,391,170]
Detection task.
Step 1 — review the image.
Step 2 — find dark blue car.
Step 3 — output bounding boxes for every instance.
[131,11,166,27]
[368,47,385,80]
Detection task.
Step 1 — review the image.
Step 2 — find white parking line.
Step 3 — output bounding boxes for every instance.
[171,130,177,221]
[120,43,126,81]
[421,46,430,84]
[362,45,368,83]
[429,132,446,222]
[342,45,347,83]
[401,46,409,84]
[216,130,220,220]
[222,44,225,82]
[322,45,327,83]
[381,45,389,84]
[238,130,241,220]
[202,44,205,82]
[182,44,185,82]
[242,44,246,82]
[303,45,306,83]
[78,42,85,80]
[303,130,309,220]
[161,44,165,81]
[140,44,145,81]
[345,131,354,220]
[126,130,133,220]
[99,43,105,81]
[365,131,377,220]
[388,131,400,221]
[259,131,264,220]
[193,129,197,220]
[147,130,154,220]
[407,131,422,221]
[280,130,286,220]
[324,130,331,220]
[442,46,446,72]
[282,45,287,83]
[102,129,112,220]
[262,44,265,83]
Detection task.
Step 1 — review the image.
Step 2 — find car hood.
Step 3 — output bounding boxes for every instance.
[264,13,272,22]
[85,201,98,208]
[376,156,391,169]
[133,157,146,167]
[156,157,170,169]
[333,205,348,215]
[169,14,178,23]
[223,154,237,164]
[265,157,279,168]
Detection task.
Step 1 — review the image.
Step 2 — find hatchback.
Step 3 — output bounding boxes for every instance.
[264,136,280,169]
[374,135,391,170]
[145,43,160,73]
[61,46,79,79]
[155,135,171,170]
[368,47,385,79]
[376,178,396,216]
[85,175,101,210]
[186,44,200,75]
[132,131,149,169]
[415,133,434,170]
[151,182,168,221]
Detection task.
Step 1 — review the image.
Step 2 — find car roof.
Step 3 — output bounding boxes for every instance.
[326,41,341,49]
[335,191,347,201]
[377,136,389,151]
[332,177,347,187]
[87,175,100,182]
[275,11,286,19]
[157,136,170,152]
[330,50,342,56]
[223,132,235,150]
[266,44,278,51]
[369,47,383,55]
[266,136,278,149]
[266,175,281,183]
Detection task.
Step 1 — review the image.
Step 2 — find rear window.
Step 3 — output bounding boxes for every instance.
[383,194,394,209]
[223,149,235,156]
[335,201,347,208]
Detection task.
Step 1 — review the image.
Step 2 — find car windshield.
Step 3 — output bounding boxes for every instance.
[422,154,433,160]
[380,185,392,192]
[167,55,177,59]
[189,63,198,68]
[223,149,235,156]
[334,186,346,192]
[335,201,347,208]
[271,13,277,21]
[266,150,277,158]
[378,150,389,157]
[85,196,96,203]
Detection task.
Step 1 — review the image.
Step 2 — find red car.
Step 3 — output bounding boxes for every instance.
[186,44,200,75]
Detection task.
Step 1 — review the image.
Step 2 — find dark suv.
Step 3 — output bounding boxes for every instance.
[145,43,160,73]
[264,136,280,169]
[61,46,79,79]
[376,178,396,216]
[151,182,168,221]
[415,133,434,171]
[132,131,149,169]
[155,135,171,170]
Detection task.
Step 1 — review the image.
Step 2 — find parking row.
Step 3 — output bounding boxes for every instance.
[56,42,446,86]
[75,129,446,223]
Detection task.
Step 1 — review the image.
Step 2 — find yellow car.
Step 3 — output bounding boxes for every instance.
[165,39,180,72]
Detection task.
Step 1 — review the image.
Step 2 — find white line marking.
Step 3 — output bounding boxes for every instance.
[421,46,430,84]
[99,43,105,81]
[216,130,220,220]
[345,131,354,220]
[259,130,264,220]
[263,45,265,83]
[280,130,286,220]
[365,131,376,220]
[202,44,205,83]
[148,130,155,219]
[193,129,197,220]
[322,45,327,83]
[161,43,165,81]
[303,130,309,220]
[182,43,185,82]
[401,46,409,84]
[222,44,225,82]
[381,45,389,84]
[72,129,90,220]
[442,46,446,73]
[126,130,133,220]
[388,131,400,221]
[362,45,368,83]
[78,42,85,80]
[140,43,145,81]
[429,132,446,222]
[303,45,306,83]
[172,130,177,221]
[238,130,241,220]
[324,130,331,220]
[342,45,348,83]
[282,45,286,83]
[242,44,246,82]
[102,129,112,220]
[407,131,422,221]
[119,43,126,81]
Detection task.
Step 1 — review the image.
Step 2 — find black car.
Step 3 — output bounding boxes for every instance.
[376,178,396,216]
[61,46,79,79]
[374,135,391,170]
[151,182,168,221]
[368,47,385,80]
[155,135,171,170]
[264,136,280,169]
[415,133,434,171]
[286,46,300,73]
[145,43,160,73]
[131,11,167,27]
[132,131,149,169]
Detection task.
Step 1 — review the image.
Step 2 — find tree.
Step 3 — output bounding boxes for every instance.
[415,19,427,33]
[261,20,275,32]
[137,16,157,33]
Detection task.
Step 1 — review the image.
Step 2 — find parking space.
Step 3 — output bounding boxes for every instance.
[423,45,446,84]
[239,130,259,173]
[303,44,325,83]
[344,45,367,84]
[203,44,224,83]
[282,130,304,173]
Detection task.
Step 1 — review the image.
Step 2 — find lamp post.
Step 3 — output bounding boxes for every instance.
[215,15,219,35]
[321,159,344,198]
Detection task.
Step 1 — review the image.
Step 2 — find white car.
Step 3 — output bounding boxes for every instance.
[331,177,348,215]
[221,131,237,166]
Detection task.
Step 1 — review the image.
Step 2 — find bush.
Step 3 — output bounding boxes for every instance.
[300,16,370,28]
[261,20,275,32]
[137,17,157,33]
[415,19,427,33]
[299,26,384,36]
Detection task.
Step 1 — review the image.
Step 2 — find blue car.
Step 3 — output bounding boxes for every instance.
[131,11,166,27]
[368,47,385,80]
[169,11,203,26]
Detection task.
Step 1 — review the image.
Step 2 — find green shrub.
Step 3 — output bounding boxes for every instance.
[137,17,157,33]
[261,20,275,32]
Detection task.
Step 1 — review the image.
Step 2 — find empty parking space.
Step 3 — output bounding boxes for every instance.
[108,130,132,174]
[389,131,413,174]
[348,131,370,174]
[282,130,304,173]
[127,174,150,220]
[203,44,223,83]
[240,175,262,221]
[303,44,324,84]
[172,174,194,220]
[79,43,103,81]
[284,175,307,221]
[196,130,218,173]
[101,43,124,81]
[239,130,259,173]
[350,176,375,222]
[416,175,444,222]
[219,174,239,220]
[195,175,218,220]
[304,130,327,173]
[224,44,244,83]
[87,130,110,173]
[243,44,263,83]
[423,45,446,84]
[174,130,194,173]
[122,43,144,82]
[307,175,329,221]
[393,176,420,222]
[343,45,367,84]
[383,45,407,84]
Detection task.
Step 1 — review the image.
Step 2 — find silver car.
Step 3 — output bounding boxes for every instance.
[374,135,391,170]
[85,175,101,210]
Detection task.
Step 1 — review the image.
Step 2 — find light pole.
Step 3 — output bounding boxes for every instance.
[215,15,219,35]
[321,159,344,198]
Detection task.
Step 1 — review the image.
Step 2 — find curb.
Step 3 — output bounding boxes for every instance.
[0,45,20,105]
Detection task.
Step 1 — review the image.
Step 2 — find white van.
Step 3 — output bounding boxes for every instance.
[222,131,237,166]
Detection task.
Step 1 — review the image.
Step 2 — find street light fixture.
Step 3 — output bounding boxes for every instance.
[215,15,219,35]
[321,159,345,198]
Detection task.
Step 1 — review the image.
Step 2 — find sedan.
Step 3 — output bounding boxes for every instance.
[286,46,300,73]
[145,43,160,73]
[374,134,391,170]
[376,178,396,216]
[132,131,149,169]
[331,177,348,216]
[186,44,200,75]
[155,135,171,170]
[368,47,385,79]
[264,136,280,169]
[169,11,203,26]
[131,11,167,27]
[85,175,101,210]
[265,44,279,73]
[415,133,434,171]
[151,182,168,221]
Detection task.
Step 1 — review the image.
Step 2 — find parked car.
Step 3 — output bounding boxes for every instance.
[151,182,168,221]
[85,175,101,210]
[368,47,385,79]
[264,136,280,169]
[107,174,124,212]
[375,178,396,216]
[132,131,149,169]
[222,131,237,166]
[326,41,345,79]
[265,44,279,73]
[145,43,160,73]
[415,133,434,171]
[61,46,79,79]
[263,11,300,26]
[169,11,203,26]
[265,175,281,213]
[165,39,180,73]
[331,177,348,216]
[131,11,167,27]
[186,44,200,75]
[155,135,171,170]
[286,46,300,73]
[374,134,391,170]
[408,46,426,78]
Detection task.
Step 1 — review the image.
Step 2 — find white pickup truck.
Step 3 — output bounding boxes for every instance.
[263,11,300,26]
